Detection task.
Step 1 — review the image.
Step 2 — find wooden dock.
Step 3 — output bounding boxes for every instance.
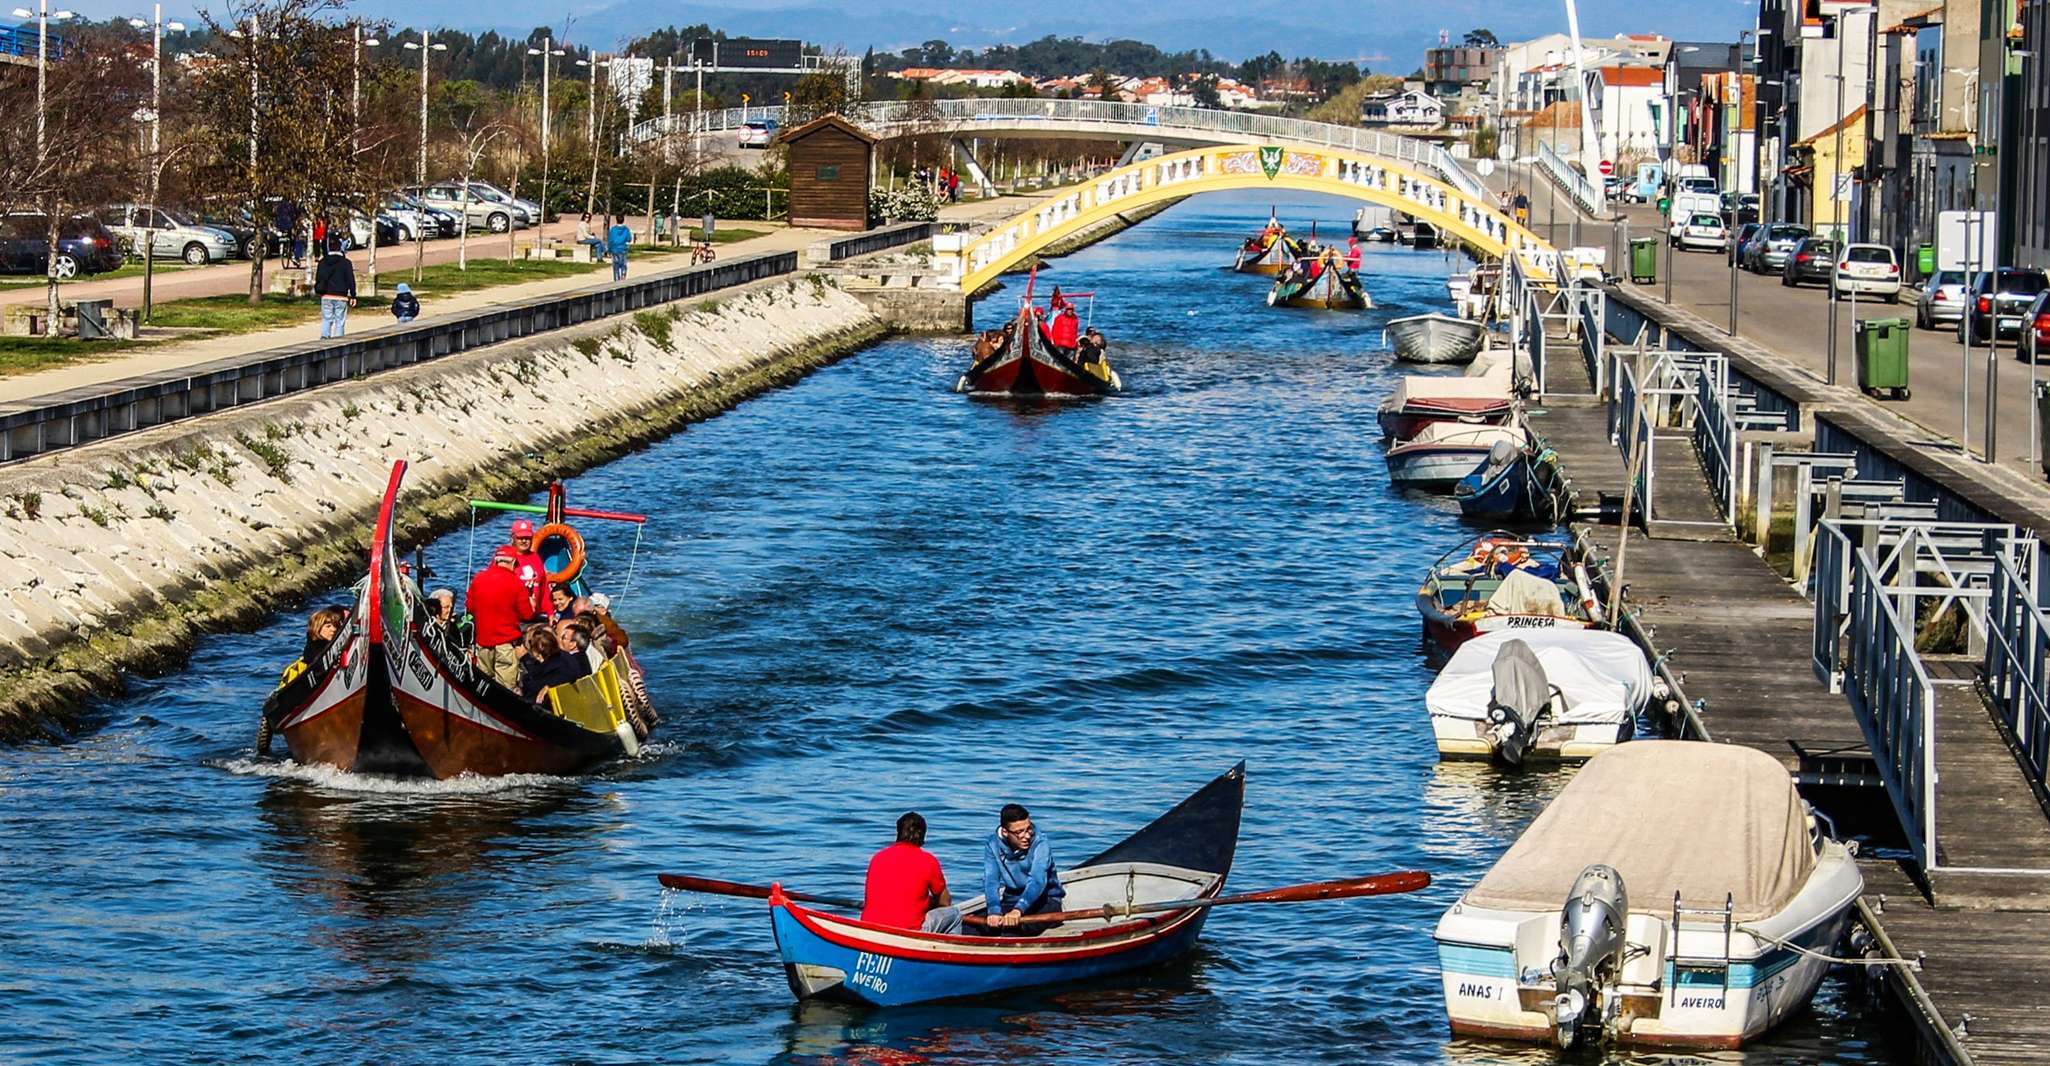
[1530,326,2050,1065]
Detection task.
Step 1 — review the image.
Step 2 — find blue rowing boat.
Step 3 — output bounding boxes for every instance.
[767,763,1246,1007]
[1453,438,1563,523]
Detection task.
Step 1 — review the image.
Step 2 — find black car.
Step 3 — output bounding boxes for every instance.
[1960,268,2050,342]
[1729,222,1762,265]
[1779,237,1838,287]
[0,212,124,278]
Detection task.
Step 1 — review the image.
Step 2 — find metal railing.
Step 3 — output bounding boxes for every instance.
[1987,550,2050,791]
[0,25,63,60]
[1693,355,1738,520]
[1536,141,1601,218]
[1832,535,1939,869]
[1608,347,1654,517]
[627,98,1487,198]
[1575,283,1606,395]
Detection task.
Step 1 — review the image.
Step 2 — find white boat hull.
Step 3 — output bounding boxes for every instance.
[1431,711,1630,761]
[1387,447,1494,490]
[1434,844,1862,1049]
[1386,313,1488,365]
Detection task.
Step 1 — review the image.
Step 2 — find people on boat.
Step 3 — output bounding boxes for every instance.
[586,592,631,652]
[557,616,605,674]
[467,545,541,690]
[1345,235,1363,273]
[508,519,554,619]
[1049,302,1080,352]
[1076,327,1108,366]
[551,586,576,619]
[982,803,1065,931]
[861,812,964,934]
[518,624,589,703]
[293,606,347,677]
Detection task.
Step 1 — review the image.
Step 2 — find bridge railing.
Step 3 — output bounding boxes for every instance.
[1537,141,1602,219]
[1,24,64,60]
[1986,550,2050,793]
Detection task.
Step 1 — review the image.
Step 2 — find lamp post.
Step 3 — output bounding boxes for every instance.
[10,0,73,160]
[527,37,564,242]
[400,31,448,281]
[576,53,612,215]
[126,5,182,321]
[2019,48,2040,467]
[1730,31,1756,337]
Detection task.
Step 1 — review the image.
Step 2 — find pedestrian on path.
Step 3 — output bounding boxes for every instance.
[390,282,419,324]
[314,240,357,338]
[606,215,632,282]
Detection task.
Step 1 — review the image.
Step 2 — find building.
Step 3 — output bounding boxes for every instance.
[1793,104,1868,237]
[1666,40,1740,170]
[1595,65,1668,161]
[1698,71,1759,194]
[1425,45,1500,97]
[779,115,875,231]
[889,67,1029,89]
[1361,88,1445,126]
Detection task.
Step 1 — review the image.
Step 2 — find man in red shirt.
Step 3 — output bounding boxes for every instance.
[465,545,538,690]
[508,518,554,619]
[861,812,962,934]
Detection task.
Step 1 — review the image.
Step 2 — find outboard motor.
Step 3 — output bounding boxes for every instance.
[1552,864,1629,1048]
[1479,437,1519,482]
[1485,639,1550,766]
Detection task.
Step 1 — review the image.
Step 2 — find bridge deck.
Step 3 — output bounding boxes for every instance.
[1526,321,2050,1064]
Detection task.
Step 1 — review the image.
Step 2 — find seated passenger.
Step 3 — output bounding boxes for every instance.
[863,812,963,934]
[518,625,589,703]
[981,803,1065,933]
[297,606,347,671]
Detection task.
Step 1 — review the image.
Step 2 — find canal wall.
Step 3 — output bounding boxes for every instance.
[0,278,887,741]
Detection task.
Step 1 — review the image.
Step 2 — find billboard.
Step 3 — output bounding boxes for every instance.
[691,37,802,69]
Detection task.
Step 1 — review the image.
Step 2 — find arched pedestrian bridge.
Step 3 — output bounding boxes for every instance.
[933,143,1552,294]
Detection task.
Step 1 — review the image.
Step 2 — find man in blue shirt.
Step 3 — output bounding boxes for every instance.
[605,214,632,282]
[981,803,1064,931]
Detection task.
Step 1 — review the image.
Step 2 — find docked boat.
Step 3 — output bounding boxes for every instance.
[1424,629,1644,763]
[770,763,1247,1006]
[1376,372,1515,441]
[1267,259,1370,309]
[1454,437,1565,523]
[1414,532,1597,653]
[1398,219,1440,248]
[1386,312,1489,365]
[260,460,653,779]
[1458,266,1505,321]
[1233,218,1304,274]
[1434,742,1864,1048]
[1387,422,1526,491]
[956,281,1120,398]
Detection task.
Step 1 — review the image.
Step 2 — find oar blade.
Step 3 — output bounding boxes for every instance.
[658,873,773,899]
[1231,871,1433,904]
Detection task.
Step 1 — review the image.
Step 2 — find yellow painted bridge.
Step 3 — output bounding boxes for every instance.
[936,143,1554,294]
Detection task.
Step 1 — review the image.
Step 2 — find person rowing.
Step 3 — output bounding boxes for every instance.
[981,803,1064,933]
[861,812,963,934]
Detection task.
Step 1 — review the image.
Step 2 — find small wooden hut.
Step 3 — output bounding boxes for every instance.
[778,114,876,231]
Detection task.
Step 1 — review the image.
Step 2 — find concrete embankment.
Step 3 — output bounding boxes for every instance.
[0,279,886,740]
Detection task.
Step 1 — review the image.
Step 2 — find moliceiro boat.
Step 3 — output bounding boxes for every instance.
[770,764,1248,1006]
[1233,214,1303,274]
[956,278,1120,398]
[1435,742,1863,1049]
[260,461,654,779]
[1385,312,1489,365]
[1267,259,1370,310]
[1424,629,1647,763]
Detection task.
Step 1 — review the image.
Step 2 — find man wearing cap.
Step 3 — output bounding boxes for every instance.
[465,545,539,689]
[508,519,555,620]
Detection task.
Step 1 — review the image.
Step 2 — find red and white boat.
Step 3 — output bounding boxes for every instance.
[956,273,1120,398]
[1376,373,1516,441]
[260,461,653,779]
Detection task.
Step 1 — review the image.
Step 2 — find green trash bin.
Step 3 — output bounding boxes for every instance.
[1855,316,1912,400]
[1630,237,1658,284]
[1916,243,1935,277]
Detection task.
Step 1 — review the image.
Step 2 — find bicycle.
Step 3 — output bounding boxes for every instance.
[691,241,717,265]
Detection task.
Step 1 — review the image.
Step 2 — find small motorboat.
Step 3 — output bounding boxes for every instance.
[1377,371,1514,441]
[770,764,1247,1006]
[1386,312,1489,365]
[956,275,1120,398]
[1399,221,1440,248]
[1364,226,1398,243]
[1414,532,1598,653]
[1267,257,1370,309]
[261,461,654,778]
[1233,214,1303,274]
[1424,629,1645,763]
[1454,437,1565,523]
[1434,742,1864,1048]
[1387,422,1526,491]
[1459,266,1505,322]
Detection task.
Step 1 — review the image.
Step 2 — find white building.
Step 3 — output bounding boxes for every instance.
[1361,89,1445,126]
[1595,65,1668,159]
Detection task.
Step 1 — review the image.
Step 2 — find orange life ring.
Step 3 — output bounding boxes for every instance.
[535,522,585,585]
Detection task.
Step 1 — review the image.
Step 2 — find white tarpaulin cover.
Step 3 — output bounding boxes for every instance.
[1395,422,1527,450]
[1484,568,1571,617]
[1382,372,1513,410]
[1426,629,1650,726]
[1466,741,1818,921]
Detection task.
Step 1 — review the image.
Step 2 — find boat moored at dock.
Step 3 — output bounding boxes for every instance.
[1376,372,1515,442]
[1385,313,1489,365]
[1413,533,1596,653]
[1435,742,1864,1048]
[1387,423,1527,491]
[1454,437,1565,523]
[1423,629,1645,763]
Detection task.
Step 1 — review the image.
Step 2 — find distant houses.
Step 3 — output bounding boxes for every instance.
[1360,87,1445,128]
[888,67,1269,110]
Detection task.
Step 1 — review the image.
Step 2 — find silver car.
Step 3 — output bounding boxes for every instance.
[461,180,541,226]
[1915,269,1968,330]
[417,183,520,234]
[100,204,240,264]
[1744,223,1809,273]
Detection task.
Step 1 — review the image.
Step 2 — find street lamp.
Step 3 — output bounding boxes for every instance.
[127,5,185,322]
[397,31,448,281]
[12,0,75,159]
[576,53,617,215]
[527,37,565,242]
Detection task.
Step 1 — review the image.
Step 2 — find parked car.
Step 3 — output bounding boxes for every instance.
[1915,269,1969,330]
[1960,268,2050,343]
[417,183,519,234]
[1780,237,1838,287]
[1832,243,1902,302]
[345,211,406,248]
[1744,223,1810,274]
[2021,289,2050,362]
[386,194,457,239]
[1674,212,1728,253]
[99,204,241,264]
[0,212,124,278]
[1603,176,1633,203]
[1721,192,1760,227]
[458,180,541,226]
[1729,222,1762,265]
[738,119,779,148]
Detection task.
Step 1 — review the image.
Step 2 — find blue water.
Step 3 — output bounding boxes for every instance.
[0,192,1900,1064]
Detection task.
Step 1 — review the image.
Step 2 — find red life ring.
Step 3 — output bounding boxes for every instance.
[535,522,585,585]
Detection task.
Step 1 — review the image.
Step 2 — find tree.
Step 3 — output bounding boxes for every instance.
[785,70,847,127]
[1463,28,1500,48]
[1191,74,1222,109]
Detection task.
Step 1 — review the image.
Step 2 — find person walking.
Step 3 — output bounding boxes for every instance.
[313,240,357,339]
[606,214,632,282]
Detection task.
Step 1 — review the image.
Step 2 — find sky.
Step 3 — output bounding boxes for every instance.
[55,0,1759,65]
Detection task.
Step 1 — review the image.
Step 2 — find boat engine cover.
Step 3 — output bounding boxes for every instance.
[1486,638,1550,765]
[1553,863,1629,1047]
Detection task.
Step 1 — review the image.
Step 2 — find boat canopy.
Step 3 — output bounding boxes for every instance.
[1427,629,1647,728]
[1383,373,1514,408]
[1466,741,1817,921]
[1396,422,1527,449]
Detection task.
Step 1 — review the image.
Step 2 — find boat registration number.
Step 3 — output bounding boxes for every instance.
[850,951,892,995]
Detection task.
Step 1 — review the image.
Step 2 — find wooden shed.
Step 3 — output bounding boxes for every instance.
[779,114,877,231]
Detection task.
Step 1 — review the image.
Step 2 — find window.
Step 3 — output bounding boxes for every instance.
[816,164,839,181]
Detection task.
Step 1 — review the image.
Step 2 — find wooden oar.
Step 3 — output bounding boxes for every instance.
[657,873,861,911]
[963,870,1433,928]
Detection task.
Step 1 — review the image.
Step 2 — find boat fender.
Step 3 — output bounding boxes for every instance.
[1572,563,1605,625]
[535,522,585,585]
[614,716,642,757]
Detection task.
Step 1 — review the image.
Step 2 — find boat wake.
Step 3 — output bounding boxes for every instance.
[213,756,572,795]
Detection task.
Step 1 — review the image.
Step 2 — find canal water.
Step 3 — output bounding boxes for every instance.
[1,192,1901,1064]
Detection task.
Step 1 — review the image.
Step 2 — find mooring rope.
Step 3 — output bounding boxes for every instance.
[1737,926,1920,970]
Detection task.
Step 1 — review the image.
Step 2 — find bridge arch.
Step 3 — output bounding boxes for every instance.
[938,144,1551,294]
